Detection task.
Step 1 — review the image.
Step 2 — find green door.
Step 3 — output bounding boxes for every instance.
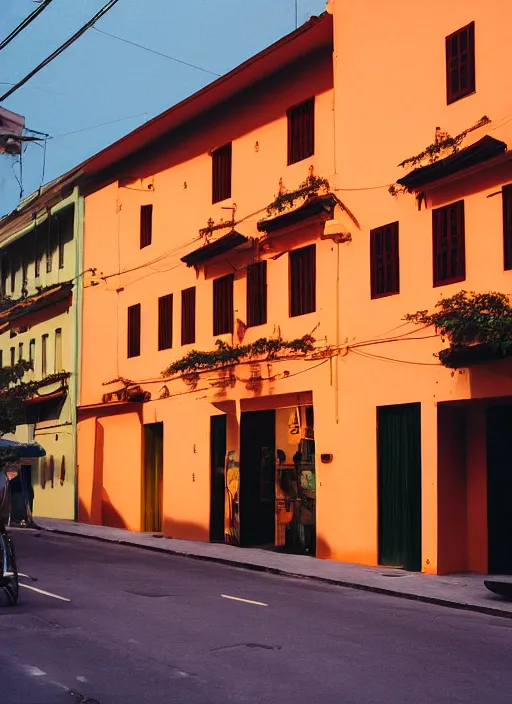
[143,423,163,533]
[377,403,421,572]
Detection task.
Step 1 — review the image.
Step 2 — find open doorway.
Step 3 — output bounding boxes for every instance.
[487,406,512,574]
[240,410,276,547]
[210,414,226,543]
[143,423,163,533]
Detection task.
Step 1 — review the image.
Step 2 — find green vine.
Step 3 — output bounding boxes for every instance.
[266,175,330,217]
[163,335,316,377]
[388,116,491,197]
[405,291,512,367]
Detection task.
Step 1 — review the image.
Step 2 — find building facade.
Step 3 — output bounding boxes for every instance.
[0,178,83,520]
[77,14,345,556]
[327,0,512,573]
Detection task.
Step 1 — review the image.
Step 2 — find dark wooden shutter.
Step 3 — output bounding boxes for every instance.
[246,261,267,327]
[433,201,465,286]
[446,22,475,104]
[289,244,316,317]
[158,294,173,350]
[287,97,315,165]
[503,185,512,271]
[213,274,234,336]
[140,205,153,248]
[57,214,65,269]
[370,222,399,298]
[127,303,141,358]
[181,287,196,345]
[212,143,232,204]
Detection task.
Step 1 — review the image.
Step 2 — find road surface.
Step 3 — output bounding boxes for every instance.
[2,530,512,704]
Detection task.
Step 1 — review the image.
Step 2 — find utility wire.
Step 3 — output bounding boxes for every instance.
[91,26,221,77]
[50,111,147,140]
[0,0,122,102]
[0,0,54,51]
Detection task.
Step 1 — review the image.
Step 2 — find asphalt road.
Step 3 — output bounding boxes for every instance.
[2,532,512,704]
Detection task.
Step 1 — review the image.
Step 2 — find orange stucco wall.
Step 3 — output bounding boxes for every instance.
[78,46,340,544]
[327,0,512,572]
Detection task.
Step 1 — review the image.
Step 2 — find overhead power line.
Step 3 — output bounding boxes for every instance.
[0,0,122,103]
[91,27,221,77]
[0,0,54,52]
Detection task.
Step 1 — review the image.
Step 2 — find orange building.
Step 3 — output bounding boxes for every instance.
[327,0,512,574]
[77,15,341,557]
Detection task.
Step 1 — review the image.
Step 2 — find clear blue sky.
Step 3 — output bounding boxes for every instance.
[0,0,326,216]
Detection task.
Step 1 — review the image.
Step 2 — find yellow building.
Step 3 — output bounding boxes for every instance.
[0,176,84,520]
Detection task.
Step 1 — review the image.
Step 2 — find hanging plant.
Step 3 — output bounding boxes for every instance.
[163,335,316,378]
[404,291,512,366]
[266,175,330,217]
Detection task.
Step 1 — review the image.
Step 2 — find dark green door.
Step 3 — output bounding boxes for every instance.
[143,423,163,533]
[378,403,421,572]
[487,406,512,575]
[210,414,227,543]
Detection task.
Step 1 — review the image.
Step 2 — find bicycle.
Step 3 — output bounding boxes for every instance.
[0,468,19,606]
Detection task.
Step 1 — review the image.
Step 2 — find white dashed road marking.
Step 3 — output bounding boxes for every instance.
[19,583,71,602]
[221,594,268,607]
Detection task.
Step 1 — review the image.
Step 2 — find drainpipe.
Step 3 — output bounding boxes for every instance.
[335,240,340,425]
[71,188,84,522]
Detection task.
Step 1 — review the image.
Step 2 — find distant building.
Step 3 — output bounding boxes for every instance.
[0,175,83,520]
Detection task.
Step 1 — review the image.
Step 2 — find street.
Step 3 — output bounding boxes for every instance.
[2,532,512,704]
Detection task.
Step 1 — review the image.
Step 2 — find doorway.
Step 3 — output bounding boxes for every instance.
[210,414,226,543]
[143,423,163,533]
[487,406,512,574]
[377,403,422,572]
[240,410,275,547]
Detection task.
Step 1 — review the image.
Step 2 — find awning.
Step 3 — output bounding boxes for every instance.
[0,282,73,325]
[0,439,46,459]
[257,193,337,234]
[397,136,508,191]
[181,230,249,267]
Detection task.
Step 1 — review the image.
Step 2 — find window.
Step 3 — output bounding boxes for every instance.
[10,347,15,367]
[29,339,35,367]
[158,294,173,351]
[212,143,232,204]
[46,219,52,273]
[1,256,8,295]
[370,222,400,298]
[57,217,65,269]
[433,200,466,286]
[0,350,3,368]
[289,244,316,317]
[18,342,23,362]
[34,236,40,277]
[181,287,196,345]
[140,205,153,249]
[10,257,15,293]
[54,328,62,372]
[213,274,234,336]
[247,261,267,327]
[287,97,315,165]
[127,304,141,358]
[446,22,475,104]
[503,185,512,270]
[41,334,48,375]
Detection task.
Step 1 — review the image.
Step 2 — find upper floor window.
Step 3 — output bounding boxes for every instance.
[370,222,400,299]
[41,334,48,375]
[212,143,232,204]
[158,294,173,351]
[57,218,65,269]
[10,257,15,293]
[446,22,475,105]
[287,97,315,165]
[54,328,63,372]
[46,219,53,273]
[213,274,234,336]
[247,261,267,328]
[10,347,15,367]
[29,339,35,367]
[127,304,141,358]
[503,185,512,271]
[289,244,316,317]
[140,204,153,249]
[181,286,196,346]
[433,201,466,286]
[18,342,23,362]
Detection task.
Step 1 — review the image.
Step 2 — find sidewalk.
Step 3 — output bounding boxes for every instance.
[35,518,512,619]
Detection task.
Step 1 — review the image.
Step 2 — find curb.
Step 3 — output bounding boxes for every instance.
[37,524,512,621]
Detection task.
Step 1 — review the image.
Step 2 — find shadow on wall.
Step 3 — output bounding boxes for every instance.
[162,517,209,542]
[78,495,127,530]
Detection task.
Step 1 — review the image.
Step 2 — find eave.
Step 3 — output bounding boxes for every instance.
[0,282,73,327]
[181,230,249,267]
[257,193,337,234]
[397,136,508,192]
[442,342,512,369]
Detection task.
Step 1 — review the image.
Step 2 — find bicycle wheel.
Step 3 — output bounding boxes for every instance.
[0,532,19,606]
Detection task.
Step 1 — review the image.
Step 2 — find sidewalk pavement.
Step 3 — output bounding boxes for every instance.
[35,518,512,619]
